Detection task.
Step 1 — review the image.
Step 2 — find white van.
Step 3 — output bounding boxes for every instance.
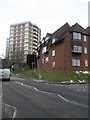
[0,68,11,81]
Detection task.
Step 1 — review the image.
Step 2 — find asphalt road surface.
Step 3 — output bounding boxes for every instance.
[2,76,88,118]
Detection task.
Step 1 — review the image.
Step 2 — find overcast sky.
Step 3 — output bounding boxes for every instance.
[0,0,89,57]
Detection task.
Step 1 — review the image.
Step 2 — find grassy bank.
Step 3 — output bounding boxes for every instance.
[13,68,89,82]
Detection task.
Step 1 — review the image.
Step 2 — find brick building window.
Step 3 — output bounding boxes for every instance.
[52,50,55,57]
[25,23,29,27]
[72,59,80,66]
[72,45,82,53]
[10,26,14,31]
[42,59,44,64]
[52,61,55,68]
[45,57,49,63]
[42,46,46,54]
[84,47,87,54]
[84,35,87,42]
[73,32,81,40]
[85,60,88,67]
[52,38,56,44]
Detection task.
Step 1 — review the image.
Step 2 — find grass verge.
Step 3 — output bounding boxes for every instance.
[13,68,89,82]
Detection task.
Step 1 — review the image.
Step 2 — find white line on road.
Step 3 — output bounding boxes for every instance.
[13,108,17,118]
[15,81,88,107]
[58,94,69,102]
[16,81,32,88]
[16,81,54,95]
[34,87,54,95]
[21,83,23,86]
[34,87,39,92]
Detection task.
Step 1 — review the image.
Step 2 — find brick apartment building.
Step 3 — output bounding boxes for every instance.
[6,21,41,64]
[37,23,90,72]
[86,26,90,71]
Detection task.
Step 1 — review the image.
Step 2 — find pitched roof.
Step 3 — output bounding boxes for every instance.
[52,23,70,38]
[46,33,52,37]
[69,23,87,35]
[86,27,90,35]
[53,23,88,45]
[55,29,68,44]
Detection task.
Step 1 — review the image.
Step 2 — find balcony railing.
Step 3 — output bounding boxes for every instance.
[72,50,82,54]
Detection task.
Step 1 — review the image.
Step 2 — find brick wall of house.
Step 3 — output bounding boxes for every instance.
[88,35,90,71]
[49,41,65,72]
[86,27,90,71]
[37,23,90,72]
[82,35,88,71]
[64,32,72,71]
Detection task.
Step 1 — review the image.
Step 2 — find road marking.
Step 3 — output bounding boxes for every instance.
[58,94,88,107]
[15,81,88,107]
[16,81,55,96]
[3,103,17,118]
[21,83,23,86]
[34,87,54,95]
[34,87,39,92]
[13,108,17,118]
[58,94,69,102]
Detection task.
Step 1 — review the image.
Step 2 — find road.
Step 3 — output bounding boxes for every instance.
[2,76,88,118]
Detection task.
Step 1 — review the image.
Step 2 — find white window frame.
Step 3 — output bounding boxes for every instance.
[77,59,80,66]
[72,59,80,67]
[10,33,13,37]
[25,27,29,31]
[72,45,82,53]
[84,35,87,42]
[52,38,56,44]
[10,26,14,31]
[45,57,49,63]
[42,46,46,54]
[52,61,55,68]
[42,59,44,64]
[16,26,18,29]
[24,38,28,43]
[20,25,23,28]
[25,23,29,27]
[73,32,77,39]
[84,47,87,54]
[73,32,81,40]
[52,50,55,57]
[24,50,28,55]
[45,36,50,41]
[78,33,81,40]
[85,60,88,67]
[41,39,44,44]
[24,34,28,39]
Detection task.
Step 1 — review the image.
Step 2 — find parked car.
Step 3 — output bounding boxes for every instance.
[0,68,11,81]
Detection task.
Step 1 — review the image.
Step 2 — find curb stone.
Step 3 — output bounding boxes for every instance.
[2,103,15,118]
